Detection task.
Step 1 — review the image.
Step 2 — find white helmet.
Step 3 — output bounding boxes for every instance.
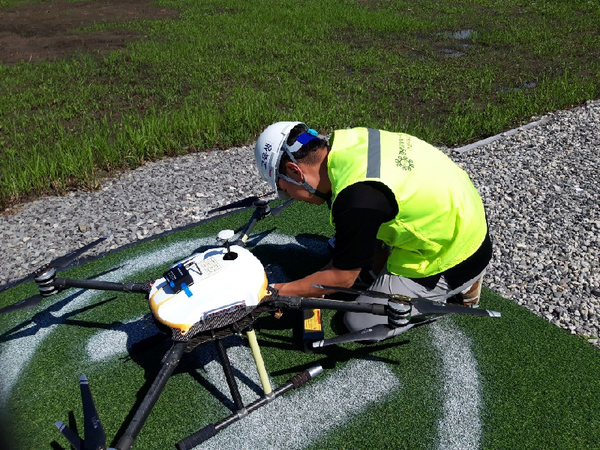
[254,121,320,195]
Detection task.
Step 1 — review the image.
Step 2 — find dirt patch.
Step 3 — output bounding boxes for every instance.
[0,0,180,64]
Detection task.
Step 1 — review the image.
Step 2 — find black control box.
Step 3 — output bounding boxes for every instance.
[163,264,194,295]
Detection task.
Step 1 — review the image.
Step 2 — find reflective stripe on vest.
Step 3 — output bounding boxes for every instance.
[366,128,381,178]
[328,128,487,278]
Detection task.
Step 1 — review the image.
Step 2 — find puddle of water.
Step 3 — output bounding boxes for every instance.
[498,81,538,93]
[453,29,473,40]
[437,29,473,40]
[436,29,473,57]
[439,48,466,58]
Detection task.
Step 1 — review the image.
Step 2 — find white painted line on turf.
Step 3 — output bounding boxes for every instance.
[431,319,482,450]
[0,237,214,407]
[0,322,56,408]
[86,315,157,362]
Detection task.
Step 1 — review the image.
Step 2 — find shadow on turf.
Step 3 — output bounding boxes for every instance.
[49,305,404,449]
[255,308,407,375]
[46,324,185,449]
[107,334,271,447]
[0,264,133,343]
[43,309,405,449]
[29,228,376,448]
[0,293,121,344]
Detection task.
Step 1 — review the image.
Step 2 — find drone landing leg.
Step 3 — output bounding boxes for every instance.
[116,341,188,450]
[215,338,245,412]
[175,365,323,450]
[246,328,273,396]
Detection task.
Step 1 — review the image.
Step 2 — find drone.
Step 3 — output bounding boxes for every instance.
[0,195,501,450]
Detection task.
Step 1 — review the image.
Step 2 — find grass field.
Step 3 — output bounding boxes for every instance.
[0,0,599,207]
[1,202,600,449]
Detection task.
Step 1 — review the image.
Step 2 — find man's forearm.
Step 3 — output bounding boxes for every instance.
[273,266,361,298]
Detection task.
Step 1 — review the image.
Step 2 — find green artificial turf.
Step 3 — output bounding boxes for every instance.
[465,291,600,449]
[1,203,600,449]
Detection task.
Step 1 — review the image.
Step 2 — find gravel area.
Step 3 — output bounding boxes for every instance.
[453,100,600,346]
[1,100,599,345]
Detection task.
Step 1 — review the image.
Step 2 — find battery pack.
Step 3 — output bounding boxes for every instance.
[302,308,324,352]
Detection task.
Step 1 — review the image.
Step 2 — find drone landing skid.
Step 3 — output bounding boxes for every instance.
[175,329,323,450]
[57,329,322,450]
[176,365,323,450]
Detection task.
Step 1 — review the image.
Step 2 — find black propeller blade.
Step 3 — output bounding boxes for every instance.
[0,235,113,316]
[314,284,501,318]
[412,299,501,317]
[45,234,112,271]
[312,284,389,299]
[310,300,500,348]
[55,421,84,450]
[203,195,263,215]
[311,324,393,348]
[0,294,43,314]
[269,198,295,216]
[201,192,296,216]
[0,235,112,297]
[56,375,106,450]
[80,374,106,450]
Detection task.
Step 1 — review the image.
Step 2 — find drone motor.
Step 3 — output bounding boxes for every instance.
[387,297,412,327]
[34,265,60,297]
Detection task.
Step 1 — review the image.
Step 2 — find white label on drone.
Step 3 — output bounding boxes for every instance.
[197,256,222,278]
[203,301,246,322]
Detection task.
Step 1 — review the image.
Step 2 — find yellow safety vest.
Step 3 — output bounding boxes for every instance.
[328,128,487,278]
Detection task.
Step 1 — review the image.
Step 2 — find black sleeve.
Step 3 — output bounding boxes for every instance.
[331,181,398,270]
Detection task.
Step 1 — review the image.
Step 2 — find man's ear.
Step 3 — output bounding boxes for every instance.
[284,161,303,181]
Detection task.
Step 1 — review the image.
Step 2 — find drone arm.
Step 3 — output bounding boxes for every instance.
[271,295,387,316]
[51,277,151,294]
[234,201,271,246]
[116,341,188,450]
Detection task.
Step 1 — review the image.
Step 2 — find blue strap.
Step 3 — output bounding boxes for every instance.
[181,283,193,298]
[296,132,319,145]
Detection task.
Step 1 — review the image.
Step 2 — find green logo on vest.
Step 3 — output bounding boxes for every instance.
[395,136,413,171]
[395,155,414,171]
